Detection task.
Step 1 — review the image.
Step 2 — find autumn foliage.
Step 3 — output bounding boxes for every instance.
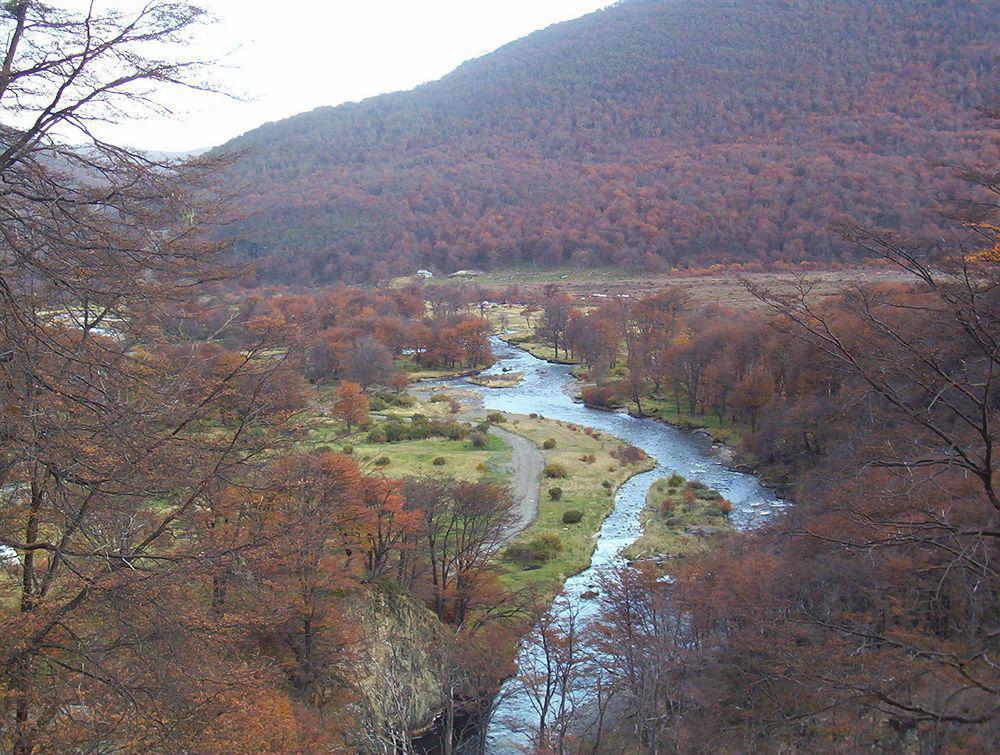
[215,0,996,282]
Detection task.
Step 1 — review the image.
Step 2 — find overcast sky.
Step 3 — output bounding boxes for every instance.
[104,0,614,153]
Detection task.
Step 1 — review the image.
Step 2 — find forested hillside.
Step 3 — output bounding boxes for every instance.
[216,0,997,283]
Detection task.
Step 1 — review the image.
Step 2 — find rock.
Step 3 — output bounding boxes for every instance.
[580,590,600,600]
[345,588,446,740]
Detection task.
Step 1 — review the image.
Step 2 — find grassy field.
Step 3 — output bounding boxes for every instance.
[399,267,911,312]
[622,476,734,562]
[304,401,511,481]
[497,414,655,596]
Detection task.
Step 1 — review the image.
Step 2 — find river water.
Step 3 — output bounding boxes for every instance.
[432,337,784,752]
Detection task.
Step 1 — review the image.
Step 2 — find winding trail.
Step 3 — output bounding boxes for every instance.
[489,426,543,541]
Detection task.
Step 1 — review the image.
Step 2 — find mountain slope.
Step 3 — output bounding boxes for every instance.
[216,0,998,283]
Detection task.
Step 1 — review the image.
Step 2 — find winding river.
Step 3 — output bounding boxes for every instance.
[433,337,784,751]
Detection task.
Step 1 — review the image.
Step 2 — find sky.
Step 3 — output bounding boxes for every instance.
[103,0,615,153]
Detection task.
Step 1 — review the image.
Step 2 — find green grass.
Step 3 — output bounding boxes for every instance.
[304,392,510,480]
[498,414,655,597]
[636,394,745,446]
[622,476,734,562]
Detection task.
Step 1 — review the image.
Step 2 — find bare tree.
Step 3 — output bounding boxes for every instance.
[0,3,303,751]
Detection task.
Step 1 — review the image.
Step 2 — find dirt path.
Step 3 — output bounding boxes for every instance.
[489,426,543,541]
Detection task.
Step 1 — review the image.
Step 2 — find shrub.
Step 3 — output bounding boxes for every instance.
[430,393,450,403]
[579,453,596,463]
[715,498,734,516]
[394,393,416,407]
[580,384,621,409]
[432,456,447,466]
[562,510,583,524]
[617,445,646,465]
[659,497,675,516]
[469,430,488,448]
[434,420,468,441]
[544,462,568,479]
[476,462,486,472]
[408,423,431,440]
[685,480,708,491]
[368,395,388,411]
[529,412,538,419]
[695,488,723,501]
[366,427,388,443]
[486,411,505,424]
[667,473,685,488]
[448,398,461,414]
[475,421,491,434]
[341,444,354,455]
[542,438,557,449]
[505,533,564,567]
[602,480,612,489]
[548,486,563,501]
[375,456,390,466]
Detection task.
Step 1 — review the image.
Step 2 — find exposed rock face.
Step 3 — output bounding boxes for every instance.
[346,588,447,745]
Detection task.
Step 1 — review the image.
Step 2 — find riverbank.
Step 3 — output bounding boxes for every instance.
[623,475,735,563]
[495,413,655,598]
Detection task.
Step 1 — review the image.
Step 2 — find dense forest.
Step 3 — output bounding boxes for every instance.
[215,0,997,282]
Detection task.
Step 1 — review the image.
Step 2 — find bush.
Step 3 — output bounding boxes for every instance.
[542,438,557,449]
[616,445,646,465]
[580,384,621,409]
[430,393,450,403]
[341,444,354,455]
[715,498,734,516]
[434,420,468,441]
[544,462,568,479]
[369,418,472,443]
[505,533,564,567]
[408,423,432,440]
[548,486,563,501]
[448,398,461,414]
[529,412,538,419]
[394,393,416,407]
[659,497,674,516]
[475,421,491,434]
[486,411,505,424]
[602,479,612,489]
[368,395,388,411]
[579,453,596,463]
[667,473,685,488]
[375,456,390,466]
[469,430,488,448]
[695,488,723,501]
[562,510,583,524]
[432,456,447,466]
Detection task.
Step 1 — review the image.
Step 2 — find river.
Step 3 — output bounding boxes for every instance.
[431,337,784,751]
